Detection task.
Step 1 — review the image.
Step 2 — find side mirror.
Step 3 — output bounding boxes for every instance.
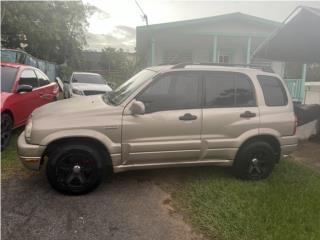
[16,85,33,93]
[55,77,64,91]
[130,100,145,115]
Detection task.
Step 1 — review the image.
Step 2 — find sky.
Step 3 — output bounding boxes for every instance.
[84,0,320,51]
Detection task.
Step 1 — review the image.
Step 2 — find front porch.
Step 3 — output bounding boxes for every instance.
[148,33,306,102]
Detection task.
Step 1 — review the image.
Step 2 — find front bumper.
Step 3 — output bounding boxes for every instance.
[17,131,45,170]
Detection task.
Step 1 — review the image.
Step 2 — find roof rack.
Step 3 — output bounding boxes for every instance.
[171,62,274,73]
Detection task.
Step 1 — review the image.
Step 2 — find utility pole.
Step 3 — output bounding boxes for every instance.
[135,0,148,26]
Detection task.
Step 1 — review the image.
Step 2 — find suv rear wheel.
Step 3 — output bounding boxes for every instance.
[233,141,276,180]
[46,143,106,195]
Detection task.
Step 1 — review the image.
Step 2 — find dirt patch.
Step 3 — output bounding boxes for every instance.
[293,141,320,170]
[2,170,205,240]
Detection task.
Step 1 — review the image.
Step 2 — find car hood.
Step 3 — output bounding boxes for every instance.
[29,94,124,145]
[72,83,112,92]
[32,95,116,119]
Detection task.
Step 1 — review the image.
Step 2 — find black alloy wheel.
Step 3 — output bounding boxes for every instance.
[47,144,106,195]
[233,141,276,180]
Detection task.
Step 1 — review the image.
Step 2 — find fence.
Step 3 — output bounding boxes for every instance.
[1,49,59,81]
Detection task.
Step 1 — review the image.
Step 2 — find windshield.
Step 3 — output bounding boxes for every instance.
[1,66,18,92]
[104,69,157,105]
[72,73,106,84]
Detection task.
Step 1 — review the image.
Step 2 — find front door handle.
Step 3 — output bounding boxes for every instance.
[240,111,256,118]
[179,113,197,121]
[40,93,53,99]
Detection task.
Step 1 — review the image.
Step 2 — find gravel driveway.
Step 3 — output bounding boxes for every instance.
[1,170,203,240]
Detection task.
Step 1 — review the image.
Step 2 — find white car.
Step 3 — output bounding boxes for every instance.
[64,72,112,98]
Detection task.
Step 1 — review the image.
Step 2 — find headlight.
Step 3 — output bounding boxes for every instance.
[72,88,84,95]
[25,118,33,142]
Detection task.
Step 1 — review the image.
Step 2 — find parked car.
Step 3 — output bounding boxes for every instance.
[63,72,112,98]
[18,63,298,194]
[1,62,59,150]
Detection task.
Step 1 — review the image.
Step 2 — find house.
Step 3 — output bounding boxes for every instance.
[136,12,308,102]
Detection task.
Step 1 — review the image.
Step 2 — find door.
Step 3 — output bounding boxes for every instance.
[122,71,202,165]
[13,69,40,125]
[35,69,57,105]
[201,71,259,160]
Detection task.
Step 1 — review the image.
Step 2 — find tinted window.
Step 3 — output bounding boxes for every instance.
[235,74,256,107]
[1,66,18,92]
[137,71,201,113]
[72,73,105,84]
[35,70,50,87]
[204,72,255,108]
[19,70,38,88]
[257,75,288,106]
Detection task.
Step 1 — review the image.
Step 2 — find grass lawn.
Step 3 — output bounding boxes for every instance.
[166,159,320,240]
[1,128,29,180]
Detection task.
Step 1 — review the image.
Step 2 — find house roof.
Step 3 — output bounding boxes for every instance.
[137,12,281,31]
[252,6,320,63]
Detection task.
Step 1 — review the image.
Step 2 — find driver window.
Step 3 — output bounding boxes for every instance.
[137,71,201,113]
[19,70,39,88]
[35,70,50,87]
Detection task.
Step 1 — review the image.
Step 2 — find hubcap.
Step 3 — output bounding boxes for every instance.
[73,165,81,174]
[55,152,98,190]
[248,153,266,177]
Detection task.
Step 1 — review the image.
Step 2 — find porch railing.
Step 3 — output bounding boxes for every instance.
[284,78,304,102]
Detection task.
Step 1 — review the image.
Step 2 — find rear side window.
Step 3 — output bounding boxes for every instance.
[0,66,18,92]
[257,75,288,106]
[204,72,256,108]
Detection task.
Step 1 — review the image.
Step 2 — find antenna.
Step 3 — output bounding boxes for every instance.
[135,0,148,26]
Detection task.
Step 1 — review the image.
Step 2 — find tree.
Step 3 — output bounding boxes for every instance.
[1,1,95,67]
[307,64,320,82]
[99,47,143,86]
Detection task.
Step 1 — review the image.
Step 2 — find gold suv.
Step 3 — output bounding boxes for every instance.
[18,63,298,194]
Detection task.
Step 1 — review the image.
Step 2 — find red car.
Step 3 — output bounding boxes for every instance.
[1,62,59,150]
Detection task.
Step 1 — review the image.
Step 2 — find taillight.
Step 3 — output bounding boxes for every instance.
[293,115,298,135]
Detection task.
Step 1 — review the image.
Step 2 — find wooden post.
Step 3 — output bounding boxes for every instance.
[151,37,156,66]
[301,63,307,103]
[212,35,218,63]
[246,36,252,64]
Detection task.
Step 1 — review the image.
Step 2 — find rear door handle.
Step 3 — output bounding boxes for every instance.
[240,111,256,118]
[179,113,197,121]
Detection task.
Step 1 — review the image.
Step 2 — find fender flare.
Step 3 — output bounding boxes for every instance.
[40,129,121,154]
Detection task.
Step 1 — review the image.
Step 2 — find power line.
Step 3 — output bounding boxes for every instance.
[135,0,148,26]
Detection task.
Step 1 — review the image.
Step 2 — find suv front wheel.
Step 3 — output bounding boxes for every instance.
[233,141,276,180]
[46,143,106,195]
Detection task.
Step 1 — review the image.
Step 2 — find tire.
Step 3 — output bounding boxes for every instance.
[1,113,13,151]
[46,143,107,195]
[233,141,276,180]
